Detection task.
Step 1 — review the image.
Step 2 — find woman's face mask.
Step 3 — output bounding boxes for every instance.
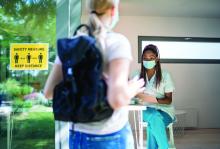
[109,0,120,30]
[143,60,156,69]
[109,9,119,29]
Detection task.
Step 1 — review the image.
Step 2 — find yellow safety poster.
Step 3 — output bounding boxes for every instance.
[10,43,49,70]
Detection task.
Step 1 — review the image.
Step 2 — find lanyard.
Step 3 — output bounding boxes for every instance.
[145,73,157,96]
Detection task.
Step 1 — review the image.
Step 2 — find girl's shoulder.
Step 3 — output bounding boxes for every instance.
[161,69,169,74]
[106,32,129,44]
[161,69,172,78]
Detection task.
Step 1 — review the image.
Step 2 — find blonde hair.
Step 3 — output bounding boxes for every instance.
[86,0,119,54]
[88,0,115,15]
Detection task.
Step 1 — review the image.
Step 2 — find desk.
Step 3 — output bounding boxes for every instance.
[0,106,12,149]
[128,105,146,149]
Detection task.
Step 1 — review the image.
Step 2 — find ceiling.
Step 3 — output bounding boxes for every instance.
[120,0,220,18]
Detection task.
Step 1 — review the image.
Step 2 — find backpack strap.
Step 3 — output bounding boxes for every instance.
[57,36,96,66]
[57,24,95,66]
[57,24,96,93]
[73,24,93,37]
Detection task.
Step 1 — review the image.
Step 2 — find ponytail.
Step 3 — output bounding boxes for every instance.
[86,0,118,55]
[88,12,107,55]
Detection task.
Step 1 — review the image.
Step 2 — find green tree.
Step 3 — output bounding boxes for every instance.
[0,0,56,82]
[0,0,56,48]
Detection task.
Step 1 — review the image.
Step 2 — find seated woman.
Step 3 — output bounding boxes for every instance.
[135,44,175,149]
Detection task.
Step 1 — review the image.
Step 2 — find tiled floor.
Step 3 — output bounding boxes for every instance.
[140,129,220,149]
[174,129,220,149]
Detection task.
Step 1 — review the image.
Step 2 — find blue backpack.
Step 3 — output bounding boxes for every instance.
[53,24,113,123]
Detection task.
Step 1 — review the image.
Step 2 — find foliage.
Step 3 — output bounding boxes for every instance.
[0,108,55,149]
[13,1,54,17]
[0,78,53,112]
[13,110,54,139]
[0,92,8,101]
[22,84,34,95]
[0,0,56,54]
[0,78,33,100]
[12,98,33,113]
[0,0,56,87]
[0,78,53,113]
[0,0,56,27]
[24,92,52,106]
[0,79,22,97]
[0,56,9,63]
[9,62,54,90]
[11,139,54,149]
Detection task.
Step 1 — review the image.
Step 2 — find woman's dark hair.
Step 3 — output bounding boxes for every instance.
[140,44,162,88]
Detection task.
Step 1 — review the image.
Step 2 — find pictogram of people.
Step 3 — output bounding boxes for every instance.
[14,53,19,63]
[38,53,43,63]
[27,53,31,63]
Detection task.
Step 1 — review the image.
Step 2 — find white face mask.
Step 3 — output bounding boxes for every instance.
[109,9,119,29]
[108,0,120,30]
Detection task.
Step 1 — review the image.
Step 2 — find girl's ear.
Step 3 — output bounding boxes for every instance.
[110,7,115,16]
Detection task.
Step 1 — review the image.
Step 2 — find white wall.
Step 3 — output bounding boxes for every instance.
[115,16,220,128]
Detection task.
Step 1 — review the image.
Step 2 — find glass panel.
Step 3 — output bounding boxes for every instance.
[0,0,56,149]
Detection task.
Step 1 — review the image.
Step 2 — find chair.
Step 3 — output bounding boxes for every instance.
[143,122,176,149]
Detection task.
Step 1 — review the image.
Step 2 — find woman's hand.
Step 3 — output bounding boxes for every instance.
[128,76,145,98]
[136,93,158,104]
[107,59,145,109]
